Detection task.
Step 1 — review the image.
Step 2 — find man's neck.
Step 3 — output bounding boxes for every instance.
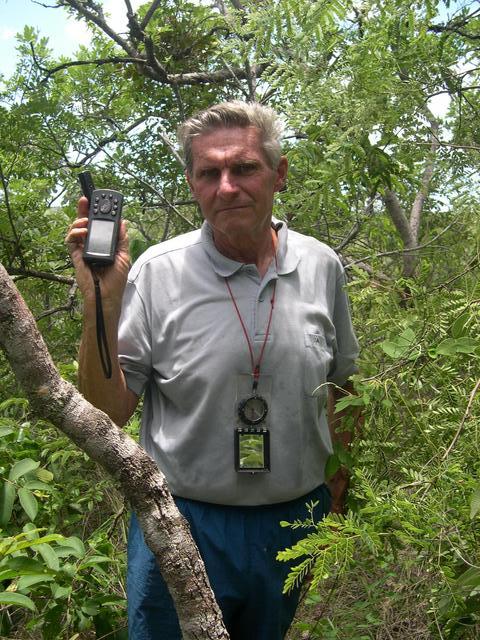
[213,227,278,278]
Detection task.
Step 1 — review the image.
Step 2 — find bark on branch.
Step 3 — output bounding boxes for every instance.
[0,262,229,640]
[429,8,480,41]
[382,109,440,278]
[8,267,74,286]
[0,162,25,268]
[51,0,267,89]
[40,56,269,87]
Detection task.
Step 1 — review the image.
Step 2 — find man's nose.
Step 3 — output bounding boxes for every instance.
[217,170,239,197]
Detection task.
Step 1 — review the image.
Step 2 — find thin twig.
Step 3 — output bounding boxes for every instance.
[100,148,196,229]
[345,217,460,269]
[66,116,148,168]
[442,378,480,460]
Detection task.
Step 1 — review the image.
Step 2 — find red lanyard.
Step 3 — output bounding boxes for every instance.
[225,248,278,394]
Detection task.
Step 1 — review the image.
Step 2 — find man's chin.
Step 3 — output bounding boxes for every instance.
[214,216,256,232]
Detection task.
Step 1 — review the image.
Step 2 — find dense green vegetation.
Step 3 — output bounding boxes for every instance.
[0,0,479,637]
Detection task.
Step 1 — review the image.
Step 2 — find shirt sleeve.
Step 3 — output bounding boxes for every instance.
[118,280,152,396]
[327,267,359,386]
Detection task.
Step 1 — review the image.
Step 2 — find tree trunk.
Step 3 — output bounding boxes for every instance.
[0,262,229,640]
[383,109,440,280]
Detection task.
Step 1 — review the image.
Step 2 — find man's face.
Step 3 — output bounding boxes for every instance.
[186,126,287,245]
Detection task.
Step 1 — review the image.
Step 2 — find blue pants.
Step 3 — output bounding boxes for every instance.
[127,484,331,640]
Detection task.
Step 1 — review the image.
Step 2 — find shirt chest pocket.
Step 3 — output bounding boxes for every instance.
[303,331,333,401]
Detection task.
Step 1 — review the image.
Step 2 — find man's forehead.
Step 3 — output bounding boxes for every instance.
[190,126,265,165]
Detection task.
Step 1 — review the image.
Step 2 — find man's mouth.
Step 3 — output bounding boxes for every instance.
[216,205,249,213]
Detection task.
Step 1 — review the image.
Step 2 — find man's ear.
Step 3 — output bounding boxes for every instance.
[185,171,195,196]
[274,156,288,193]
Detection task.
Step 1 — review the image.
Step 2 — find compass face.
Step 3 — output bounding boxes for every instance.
[238,395,268,426]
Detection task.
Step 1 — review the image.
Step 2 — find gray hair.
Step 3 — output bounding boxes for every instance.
[177,101,284,173]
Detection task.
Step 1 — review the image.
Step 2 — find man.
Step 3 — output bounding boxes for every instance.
[67,101,359,640]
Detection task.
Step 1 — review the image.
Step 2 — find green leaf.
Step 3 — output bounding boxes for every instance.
[8,458,40,482]
[0,481,16,526]
[35,468,54,483]
[90,594,126,606]
[436,337,479,356]
[380,328,418,359]
[324,454,340,479]
[13,534,63,553]
[451,313,471,338]
[36,544,60,572]
[0,591,36,611]
[81,601,100,616]
[334,394,365,412]
[336,445,353,468]
[50,583,72,600]
[57,536,85,557]
[23,480,53,492]
[22,522,40,539]
[0,426,14,438]
[18,488,38,521]
[470,485,480,519]
[0,557,49,577]
[456,566,480,590]
[16,573,55,591]
[79,555,114,570]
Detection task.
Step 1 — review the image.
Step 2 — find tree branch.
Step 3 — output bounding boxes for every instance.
[8,267,74,286]
[156,128,186,169]
[144,34,169,82]
[429,24,480,41]
[383,189,415,249]
[0,262,230,640]
[0,162,25,269]
[139,0,162,31]
[40,53,269,87]
[123,0,143,45]
[334,196,376,253]
[171,63,269,86]
[100,147,196,229]
[36,281,77,321]
[48,0,268,89]
[442,378,480,460]
[60,0,140,58]
[409,110,440,243]
[39,56,145,83]
[345,216,460,269]
[64,116,148,168]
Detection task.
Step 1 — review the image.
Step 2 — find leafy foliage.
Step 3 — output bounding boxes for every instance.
[282,267,480,638]
[0,399,128,638]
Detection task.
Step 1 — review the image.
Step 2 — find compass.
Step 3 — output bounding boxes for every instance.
[238,395,269,426]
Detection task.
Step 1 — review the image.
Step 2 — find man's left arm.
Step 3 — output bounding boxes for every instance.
[327,380,362,514]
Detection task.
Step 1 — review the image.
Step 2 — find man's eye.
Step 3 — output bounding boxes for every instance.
[199,168,218,178]
[236,164,257,175]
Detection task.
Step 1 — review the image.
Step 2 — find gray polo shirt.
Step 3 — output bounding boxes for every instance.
[118,219,359,505]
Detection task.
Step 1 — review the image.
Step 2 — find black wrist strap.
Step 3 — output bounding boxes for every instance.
[91,269,113,379]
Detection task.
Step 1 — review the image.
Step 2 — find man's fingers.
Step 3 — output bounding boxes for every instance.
[78,196,89,218]
[118,220,129,252]
[65,218,88,245]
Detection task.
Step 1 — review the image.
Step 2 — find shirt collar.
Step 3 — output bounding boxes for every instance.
[201,217,299,277]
